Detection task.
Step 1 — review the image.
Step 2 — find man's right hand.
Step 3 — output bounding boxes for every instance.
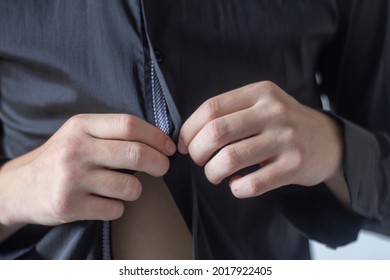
[0,114,176,233]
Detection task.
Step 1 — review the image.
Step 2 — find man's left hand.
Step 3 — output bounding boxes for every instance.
[178,81,344,199]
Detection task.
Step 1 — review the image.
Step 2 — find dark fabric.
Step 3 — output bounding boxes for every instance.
[0,0,149,260]
[0,0,389,259]
[317,0,390,235]
[0,222,103,260]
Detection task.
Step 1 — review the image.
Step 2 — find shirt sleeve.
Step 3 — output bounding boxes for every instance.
[319,0,390,235]
[276,0,390,249]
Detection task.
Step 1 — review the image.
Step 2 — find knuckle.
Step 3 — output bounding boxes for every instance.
[57,137,83,166]
[247,176,262,196]
[119,114,138,136]
[259,91,289,120]
[207,118,230,143]
[201,98,220,120]
[249,172,277,195]
[204,165,220,185]
[58,166,80,187]
[127,143,144,166]
[222,146,241,170]
[271,102,289,119]
[278,130,306,171]
[255,81,281,104]
[154,155,170,176]
[188,145,206,166]
[280,127,298,144]
[260,80,277,91]
[49,190,73,224]
[287,151,305,171]
[255,81,276,97]
[64,114,86,131]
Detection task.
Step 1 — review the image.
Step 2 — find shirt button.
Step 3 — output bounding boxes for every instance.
[154,49,164,64]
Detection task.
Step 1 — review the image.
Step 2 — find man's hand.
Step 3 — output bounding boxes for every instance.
[0,114,176,229]
[178,81,345,199]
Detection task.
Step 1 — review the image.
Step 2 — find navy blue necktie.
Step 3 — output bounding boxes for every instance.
[151,61,170,135]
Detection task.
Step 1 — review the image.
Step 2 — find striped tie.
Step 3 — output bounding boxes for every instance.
[151,61,170,135]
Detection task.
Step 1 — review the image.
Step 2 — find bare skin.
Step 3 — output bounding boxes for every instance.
[0,81,350,249]
[178,81,350,205]
[112,173,192,259]
[0,114,176,241]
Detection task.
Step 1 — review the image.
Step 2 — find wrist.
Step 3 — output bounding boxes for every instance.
[0,159,29,240]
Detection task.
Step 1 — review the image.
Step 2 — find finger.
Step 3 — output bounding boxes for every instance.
[204,133,277,184]
[70,114,176,156]
[78,195,125,221]
[53,193,126,222]
[82,169,142,201]
[188,107,265,165]
[229,158,294,199]
[178,84,259,154]
[90,138,170,177]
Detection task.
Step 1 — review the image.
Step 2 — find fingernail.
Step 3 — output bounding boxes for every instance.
[178,138,188,154]
[165,139,177,155]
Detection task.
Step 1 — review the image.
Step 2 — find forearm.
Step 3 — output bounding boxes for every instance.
[0,159,30,243]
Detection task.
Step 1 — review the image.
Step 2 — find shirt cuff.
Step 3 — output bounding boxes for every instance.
[275,112,371,248]
[335,115,390,234]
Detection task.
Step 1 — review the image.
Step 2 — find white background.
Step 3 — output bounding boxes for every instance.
[311,230,390,259]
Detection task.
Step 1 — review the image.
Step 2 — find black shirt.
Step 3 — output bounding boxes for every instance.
[0,0,389,259]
